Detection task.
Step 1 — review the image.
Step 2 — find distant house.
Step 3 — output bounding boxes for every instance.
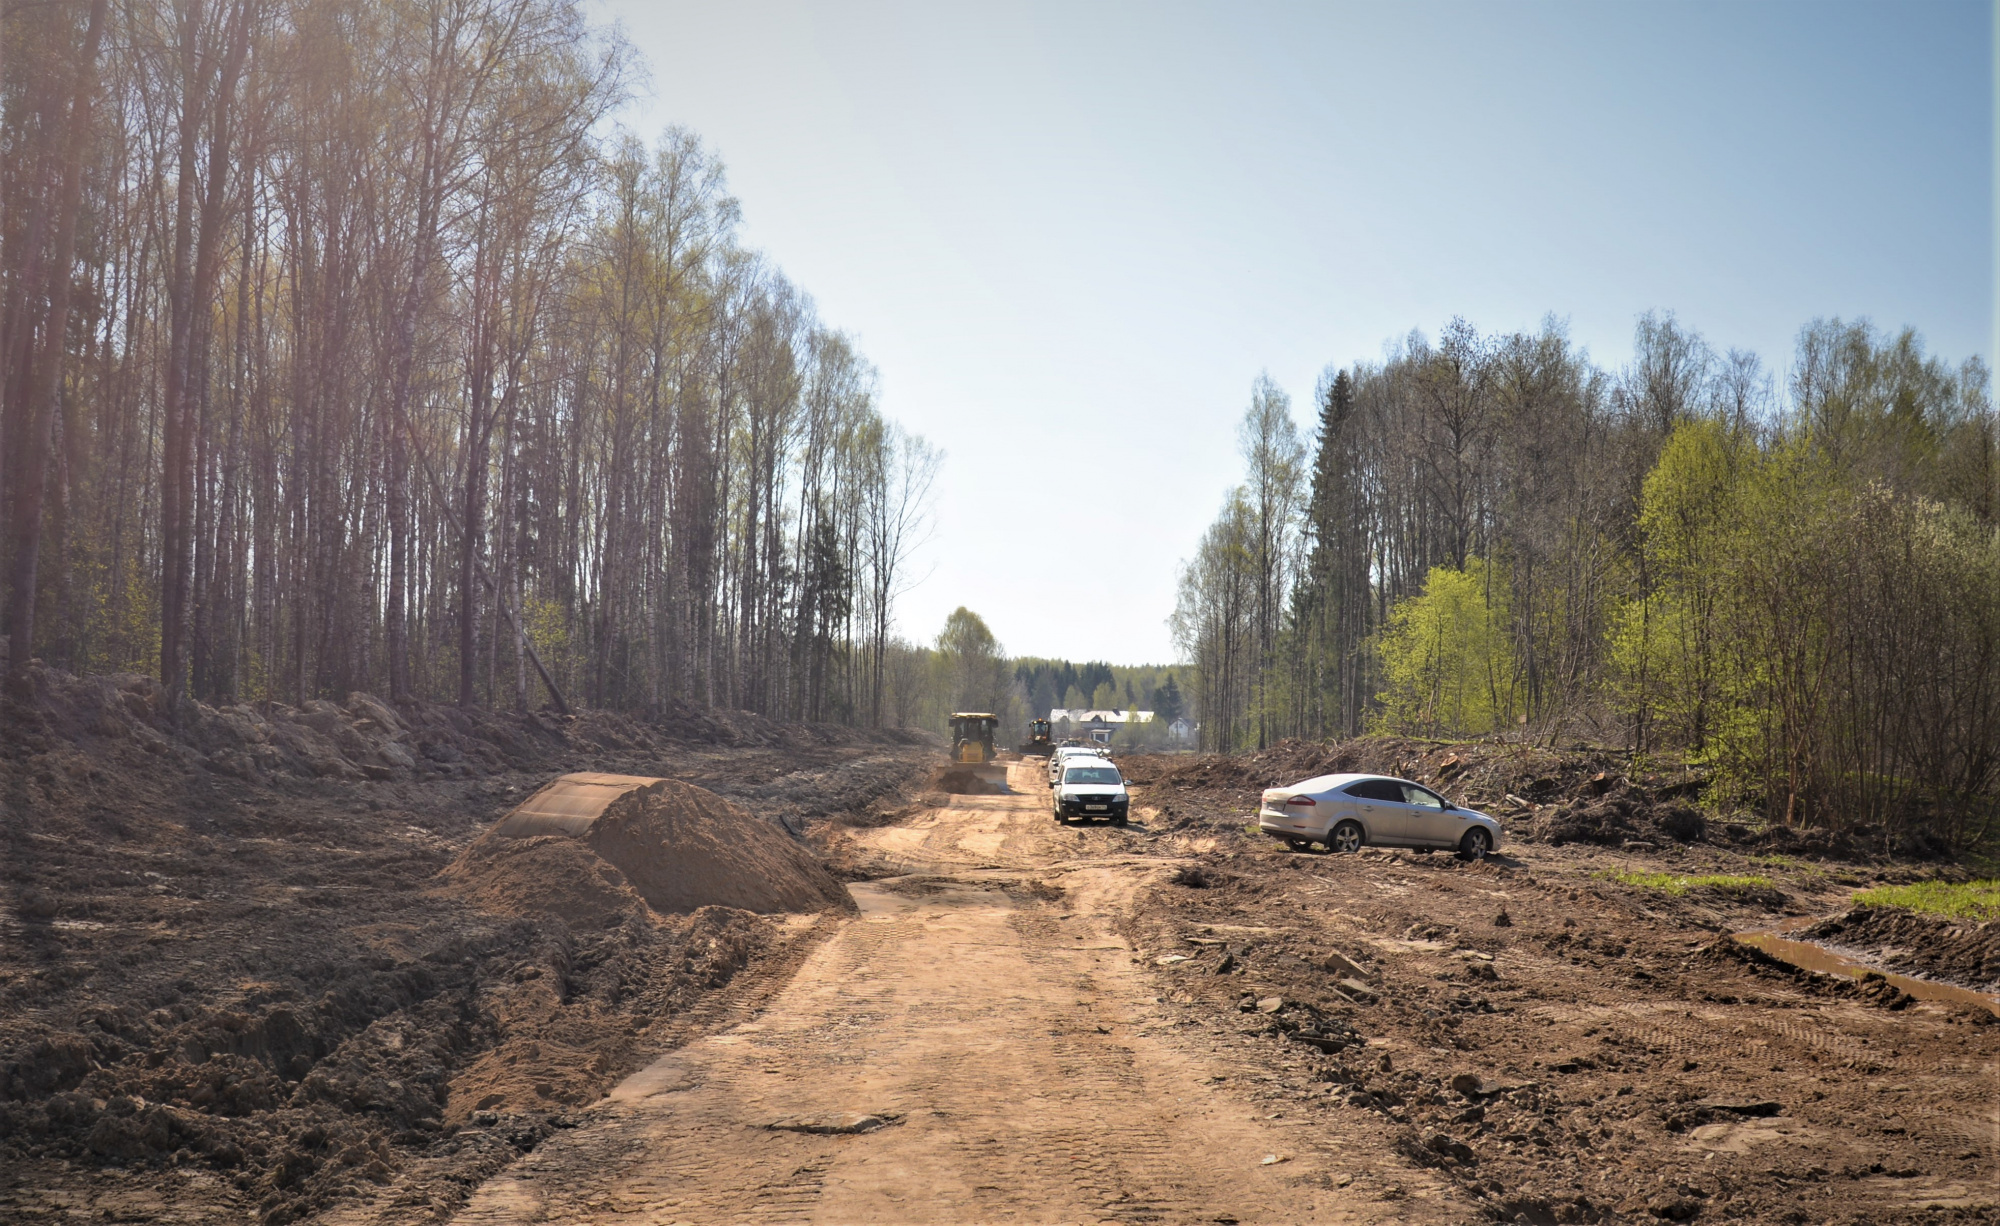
[1168,717,1197,745]
[1049,708,1154,747]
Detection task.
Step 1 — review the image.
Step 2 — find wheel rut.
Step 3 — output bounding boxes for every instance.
[450,763,1381,1224]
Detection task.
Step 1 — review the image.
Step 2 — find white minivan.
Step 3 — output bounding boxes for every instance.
[1052,756,1130,825]
[1047,744,1107,787]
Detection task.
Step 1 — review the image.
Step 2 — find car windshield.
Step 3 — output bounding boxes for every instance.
[1064,767,1122,785]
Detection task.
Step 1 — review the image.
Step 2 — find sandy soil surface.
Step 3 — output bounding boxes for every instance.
[452,762,1433,1225]
[447,754,1997,1226]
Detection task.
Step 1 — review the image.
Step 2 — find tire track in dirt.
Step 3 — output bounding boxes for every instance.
[449,763,1415,1224]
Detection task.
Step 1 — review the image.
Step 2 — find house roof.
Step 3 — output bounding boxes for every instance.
[1050,709,1155,724]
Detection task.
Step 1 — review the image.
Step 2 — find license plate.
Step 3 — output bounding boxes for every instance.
[1086,805,1107,811]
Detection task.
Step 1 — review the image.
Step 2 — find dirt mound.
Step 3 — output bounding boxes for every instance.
[2,660,934,788]
[1802,906,2000,992]
[0,659,937,1224]
[452,778,853,917]
[436,835,648,930]
[931,767,1008,795]
[1129,737,1711,849]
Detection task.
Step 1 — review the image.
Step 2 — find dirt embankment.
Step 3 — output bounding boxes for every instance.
[1112,750,1999,1225]
[442,778,853,918]
[1124,737,1960,860]
[0,665,935,1224]
[1801,906,2000,994]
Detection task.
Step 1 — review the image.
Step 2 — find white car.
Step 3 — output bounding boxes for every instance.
[1053,757,1129,825]
[1047,744,1109,787]
[1258,773,1502,859]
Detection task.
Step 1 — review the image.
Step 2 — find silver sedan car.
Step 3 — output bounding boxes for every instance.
[1258,773,1502,859]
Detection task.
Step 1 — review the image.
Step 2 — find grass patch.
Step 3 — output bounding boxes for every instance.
[1854,879,2000,923]
[1598,870,1773,896]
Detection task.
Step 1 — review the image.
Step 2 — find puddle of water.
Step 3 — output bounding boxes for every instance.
[1732,932,2000,1016]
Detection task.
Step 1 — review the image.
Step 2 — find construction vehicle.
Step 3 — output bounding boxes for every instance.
[1020,717,1054,756]
[943,712,1008,792]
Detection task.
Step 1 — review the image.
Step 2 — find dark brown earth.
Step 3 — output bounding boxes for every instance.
[1800,907,2000,994]
[0,665,935,1224]
[1115,748,2000,1224]
[5,690,1996,1225]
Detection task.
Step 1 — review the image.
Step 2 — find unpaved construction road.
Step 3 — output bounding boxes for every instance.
[453,762,1396,1224]
[448,757,2000,1226]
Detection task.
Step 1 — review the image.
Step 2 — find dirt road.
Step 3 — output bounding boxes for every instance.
[451,762,1427,1225]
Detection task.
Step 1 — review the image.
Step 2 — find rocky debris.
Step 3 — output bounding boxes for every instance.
[1169,864,1225,888]
[765,1111,901,1135]
[1331,977,1377,1004]
[1420,1130,1476,1165]
[1704,1099,1781,1117]
[1646,1193,1705,1221]
[1319,950,1369,980]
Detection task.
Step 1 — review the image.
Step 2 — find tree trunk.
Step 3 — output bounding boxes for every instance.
[4,0,106,692]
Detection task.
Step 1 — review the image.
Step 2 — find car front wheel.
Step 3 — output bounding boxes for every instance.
[1459,827,1491,861]
[1327,820,1364,854]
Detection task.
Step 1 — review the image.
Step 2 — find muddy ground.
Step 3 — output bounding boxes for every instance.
[5,700,1995,1225]
[0,667,935,1224]
[1110,748,1999,1224]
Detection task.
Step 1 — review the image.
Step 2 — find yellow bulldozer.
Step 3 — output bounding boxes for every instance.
[940,712,1009,793]
[1020,717,1053,756]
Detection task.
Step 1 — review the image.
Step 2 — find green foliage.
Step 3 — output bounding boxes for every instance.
[524,595,577,704]
[1175,313,1996,849]
[1616,413,2000,843]
[1376,560,1518,736]
[1853,880,2000,922]
[936,607,1011,725]
[1613,420,1749,752]
[1596,870,1773,897]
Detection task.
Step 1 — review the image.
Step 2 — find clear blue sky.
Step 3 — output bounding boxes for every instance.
[592,0,1993,667]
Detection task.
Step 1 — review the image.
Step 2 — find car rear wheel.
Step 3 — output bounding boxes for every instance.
[1459,827,1491,861]
[1327,820,1364,854]
[1284,835,1312,851]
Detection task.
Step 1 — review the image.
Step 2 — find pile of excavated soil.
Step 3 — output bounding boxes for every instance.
[436,835,649,930]
[931,767,1007,795]
[439,905,774,1127]
[449,779,853,918]
[1803,905,2000,992]
[0,666,936,1225]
